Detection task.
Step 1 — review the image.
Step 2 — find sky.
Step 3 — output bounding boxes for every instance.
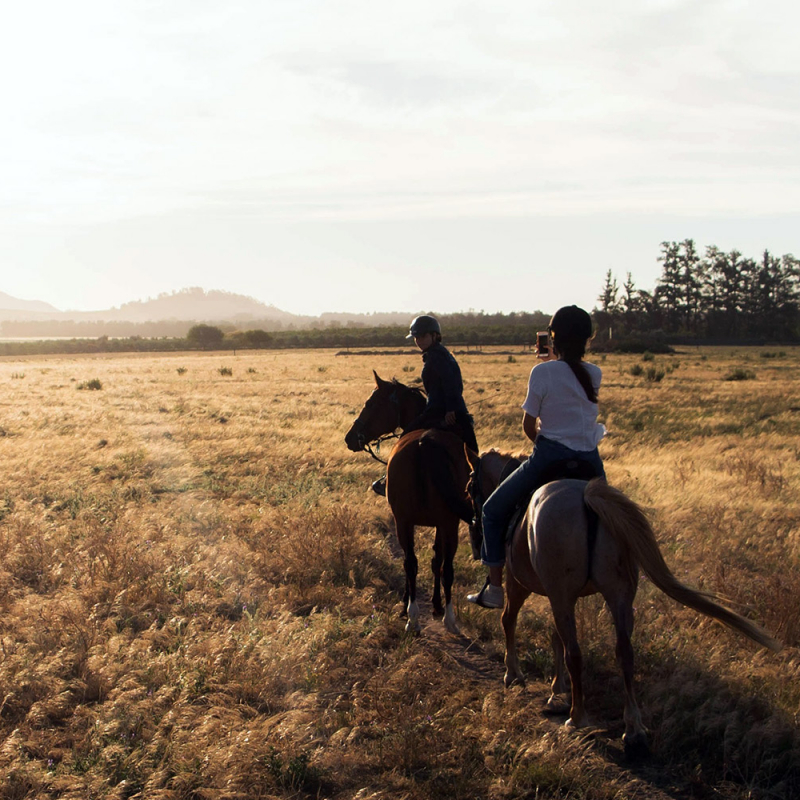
[1,0,798,317]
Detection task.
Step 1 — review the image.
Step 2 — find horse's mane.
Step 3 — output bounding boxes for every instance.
[484,447,527,462]
[390,377,426,399]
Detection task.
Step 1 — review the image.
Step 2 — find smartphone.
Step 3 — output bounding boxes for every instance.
[536,330,551,358]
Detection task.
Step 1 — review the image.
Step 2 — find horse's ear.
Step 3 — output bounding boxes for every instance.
[373,369,383,387]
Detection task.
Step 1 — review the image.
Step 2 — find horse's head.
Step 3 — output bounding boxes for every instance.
[467,449,520,496]
[465,449,522,557]
[344,370,426,453]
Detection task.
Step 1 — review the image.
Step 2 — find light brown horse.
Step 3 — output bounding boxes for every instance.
[467,449,780,755]
[345,372,474,634]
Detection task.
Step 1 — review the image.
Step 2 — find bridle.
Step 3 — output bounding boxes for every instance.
[351,384,420,465]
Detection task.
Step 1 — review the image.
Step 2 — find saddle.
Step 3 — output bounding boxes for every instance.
[504,458,601,542]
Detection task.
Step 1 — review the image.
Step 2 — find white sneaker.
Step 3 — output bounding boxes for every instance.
[466,580,504,609]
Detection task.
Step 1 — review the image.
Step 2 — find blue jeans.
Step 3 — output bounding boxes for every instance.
[481,436,605,567]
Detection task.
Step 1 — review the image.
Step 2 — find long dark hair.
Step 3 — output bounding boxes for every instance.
[549,306,597,403]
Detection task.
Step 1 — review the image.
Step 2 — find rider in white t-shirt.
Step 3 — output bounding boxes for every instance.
[522,359,606,452]
[467,305,606,609]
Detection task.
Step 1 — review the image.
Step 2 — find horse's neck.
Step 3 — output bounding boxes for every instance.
[400,388,426,426]
[486,453,519,491]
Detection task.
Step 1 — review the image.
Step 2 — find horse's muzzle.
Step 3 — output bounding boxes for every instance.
[344,422,366,452]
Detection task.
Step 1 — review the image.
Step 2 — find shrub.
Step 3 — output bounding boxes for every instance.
[218,367,233,376]
[176,367,187,375]
[629,364,644,377]
[645,367,665,382]
[642,351,655,362]
[77,379,103,390]
[724,368,756,381]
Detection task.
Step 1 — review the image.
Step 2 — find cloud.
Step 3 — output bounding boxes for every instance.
[1,0,798,230]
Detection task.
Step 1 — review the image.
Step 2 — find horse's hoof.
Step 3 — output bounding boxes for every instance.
[443,614,460,635]
[623,731,650,760]
[503,672,525,689]
[443,605,459,634]
[544,695,570,715]
[405,619,421,635]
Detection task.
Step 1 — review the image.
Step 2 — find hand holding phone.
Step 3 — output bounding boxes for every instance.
[536,331,552,359]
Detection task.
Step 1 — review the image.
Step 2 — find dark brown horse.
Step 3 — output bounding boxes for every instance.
[467,449,781,754]
[345,371,474,633]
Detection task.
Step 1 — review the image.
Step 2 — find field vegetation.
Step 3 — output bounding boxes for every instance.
[0,346,798,799]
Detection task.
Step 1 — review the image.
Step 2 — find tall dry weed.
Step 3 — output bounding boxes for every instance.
[0,346,798,798]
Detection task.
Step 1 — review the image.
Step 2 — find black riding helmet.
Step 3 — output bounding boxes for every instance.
[548,305,593,341]
[406,314,441,340]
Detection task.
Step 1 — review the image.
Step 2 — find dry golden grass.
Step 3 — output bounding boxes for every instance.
[0,345,798,798]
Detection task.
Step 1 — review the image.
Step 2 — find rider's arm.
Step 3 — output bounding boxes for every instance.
[523,411,538,443]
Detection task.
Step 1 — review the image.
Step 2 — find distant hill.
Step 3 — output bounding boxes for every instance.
[0,287,420,338]
[90,288,301,324]
[0,291,60,315]
[0,288,307,328]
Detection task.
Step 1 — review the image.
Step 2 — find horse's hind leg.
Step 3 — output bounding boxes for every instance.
[396,520,421,634]
[545,626,571,715]
[502,573,530,687]
[606,593,648,756]
[548,599,588,730]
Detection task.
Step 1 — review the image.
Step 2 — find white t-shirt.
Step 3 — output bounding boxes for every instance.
[521,360,606,451]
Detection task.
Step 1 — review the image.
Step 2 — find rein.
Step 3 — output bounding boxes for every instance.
[363,432,400,465]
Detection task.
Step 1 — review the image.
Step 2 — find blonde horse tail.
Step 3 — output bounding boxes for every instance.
[583,479,781,652]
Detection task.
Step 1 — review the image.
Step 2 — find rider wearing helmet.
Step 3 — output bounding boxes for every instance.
[404,315,478,449]
[467,305,606,608]
[371,314,478,495]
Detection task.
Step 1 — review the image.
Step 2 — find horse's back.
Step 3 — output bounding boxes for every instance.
[386,429,471,526]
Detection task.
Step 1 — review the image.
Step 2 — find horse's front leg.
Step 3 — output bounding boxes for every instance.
[502,572,530,687]
[431,534,444,618]
[397,520,421,634]
[439,521,460,634]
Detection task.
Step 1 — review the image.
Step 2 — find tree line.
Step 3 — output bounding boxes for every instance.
[0,312,553,357]
[2,240,797,357]
[596,240,800,343]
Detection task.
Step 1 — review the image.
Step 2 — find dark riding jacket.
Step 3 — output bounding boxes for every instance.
[405,342,478,451]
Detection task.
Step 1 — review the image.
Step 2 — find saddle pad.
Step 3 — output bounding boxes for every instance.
[503,458,601,542]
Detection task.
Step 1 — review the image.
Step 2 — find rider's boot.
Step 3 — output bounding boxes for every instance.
[466,575,504,609]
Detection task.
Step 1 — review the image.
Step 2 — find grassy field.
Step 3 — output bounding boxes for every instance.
[0,345,798,799]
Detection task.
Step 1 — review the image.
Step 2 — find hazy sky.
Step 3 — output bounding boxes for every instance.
[2,0,798,316]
